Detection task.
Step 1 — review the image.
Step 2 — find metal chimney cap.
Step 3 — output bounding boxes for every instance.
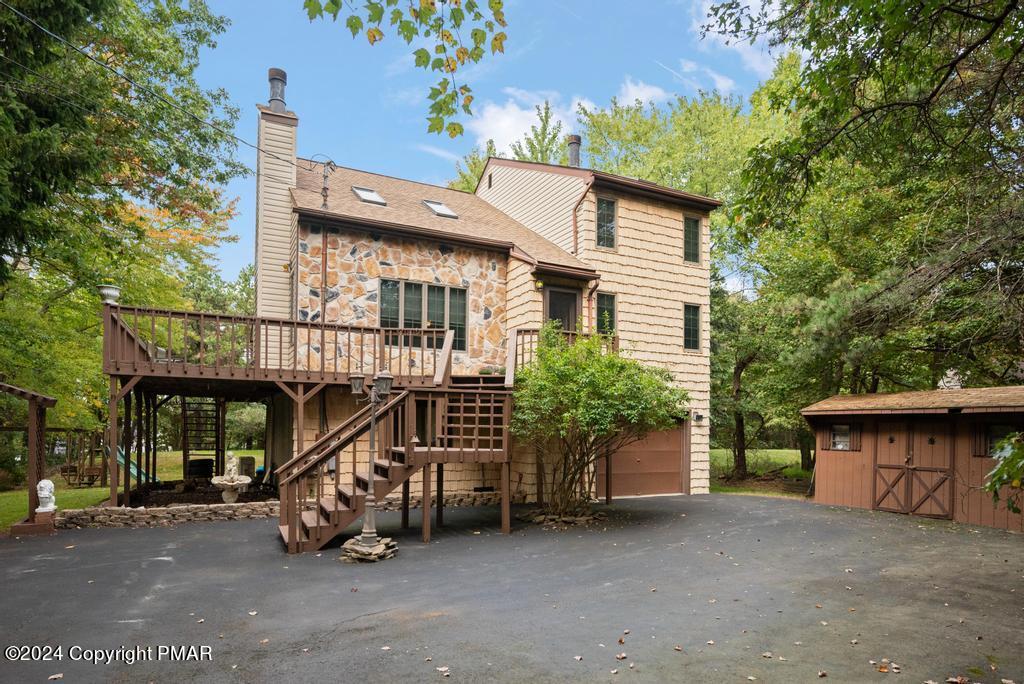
[567,134,582,167]
[268,68,287,113]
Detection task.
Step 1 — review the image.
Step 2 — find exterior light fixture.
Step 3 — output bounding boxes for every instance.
[350,373,365,395]
[374,368,393,399]
[534,279,544,289]
[693,412,704,423]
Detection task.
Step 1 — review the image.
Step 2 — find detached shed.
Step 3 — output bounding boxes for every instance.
[801,386,1024,532]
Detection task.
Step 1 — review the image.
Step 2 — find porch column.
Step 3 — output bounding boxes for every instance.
[605,449,612,505]
[122,390,132,507]
[25,399,44,520]
[134,388,143,496]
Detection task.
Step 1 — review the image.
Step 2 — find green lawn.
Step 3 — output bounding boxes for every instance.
[1,449,265,533]
[709,448,813,497]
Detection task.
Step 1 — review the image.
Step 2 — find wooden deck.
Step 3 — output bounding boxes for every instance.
[103,304,454,390]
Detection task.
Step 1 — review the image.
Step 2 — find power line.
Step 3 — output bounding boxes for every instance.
[0,0,302,171]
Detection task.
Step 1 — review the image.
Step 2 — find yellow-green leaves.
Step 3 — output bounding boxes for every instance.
[301,0,508,136]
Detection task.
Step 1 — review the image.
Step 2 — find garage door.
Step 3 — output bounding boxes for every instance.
[595,423,690,497]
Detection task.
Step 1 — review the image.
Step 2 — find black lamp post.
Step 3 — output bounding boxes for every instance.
[352,368,393,548]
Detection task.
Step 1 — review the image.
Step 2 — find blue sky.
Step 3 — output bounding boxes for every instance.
[195,0,776,279]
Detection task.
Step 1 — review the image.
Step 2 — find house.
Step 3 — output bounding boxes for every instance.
[802,386,1024,531]
[100,68,719,552]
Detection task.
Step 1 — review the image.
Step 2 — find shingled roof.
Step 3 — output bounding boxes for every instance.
[801,386,1024,415]
[290,160,596,278]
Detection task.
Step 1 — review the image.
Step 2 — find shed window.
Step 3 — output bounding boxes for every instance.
[596,292,616,334]
[379,279,467,351]
[985,424,1016,457]
[683,304,700,351]
[830,424,852,451]
[684,216,700,263]
[596,197,616,248]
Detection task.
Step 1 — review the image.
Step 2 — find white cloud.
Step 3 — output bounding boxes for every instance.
[466,87,593,152]
[656,58,737,94]
[703,67,736,93]
[415,144,461,163]
[618,76,671,104]
[691,0,777,79]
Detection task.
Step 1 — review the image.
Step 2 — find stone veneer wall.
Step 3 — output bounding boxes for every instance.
[296,223,508,376]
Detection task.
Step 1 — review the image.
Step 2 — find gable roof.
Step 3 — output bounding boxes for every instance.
[479,158,723,212]
[291,160,596,278]
[801,386,1024,415]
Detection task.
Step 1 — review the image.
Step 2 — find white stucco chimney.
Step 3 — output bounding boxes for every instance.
[255,67,298,321]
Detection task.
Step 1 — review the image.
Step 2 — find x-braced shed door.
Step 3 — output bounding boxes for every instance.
[873,421,953,519]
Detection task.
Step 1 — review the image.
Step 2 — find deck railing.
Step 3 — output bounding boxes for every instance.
[103,304,452,386]
[504,327,619,387]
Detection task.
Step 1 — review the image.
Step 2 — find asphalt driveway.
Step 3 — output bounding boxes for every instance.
[1,495,1021,683]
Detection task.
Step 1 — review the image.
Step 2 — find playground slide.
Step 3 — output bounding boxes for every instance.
[109,446,159,483]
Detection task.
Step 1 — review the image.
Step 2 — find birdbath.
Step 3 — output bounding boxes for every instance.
[210,453,252,504]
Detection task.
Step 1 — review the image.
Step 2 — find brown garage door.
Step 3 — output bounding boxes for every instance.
[595,423,690,497]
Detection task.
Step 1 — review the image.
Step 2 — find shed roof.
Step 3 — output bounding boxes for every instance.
[291,160,596,279]
[801,386,1024,416]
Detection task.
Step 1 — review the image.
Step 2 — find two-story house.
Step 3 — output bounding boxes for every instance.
[101,68,718,552]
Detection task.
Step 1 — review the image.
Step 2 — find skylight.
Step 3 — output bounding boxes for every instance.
[423,199,458,218]
[352,186,386,206]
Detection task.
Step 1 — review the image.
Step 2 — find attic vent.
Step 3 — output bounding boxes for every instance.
[352,186,386,206]
[423,199,458,218]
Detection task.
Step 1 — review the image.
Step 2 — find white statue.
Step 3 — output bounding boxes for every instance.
[36,479,56,513]
[225,452,238,481]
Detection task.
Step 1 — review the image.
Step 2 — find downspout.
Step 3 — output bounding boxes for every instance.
[571,176,595,255]
[586,278,600,332]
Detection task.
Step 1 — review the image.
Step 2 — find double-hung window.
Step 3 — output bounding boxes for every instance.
[379,279,468,351]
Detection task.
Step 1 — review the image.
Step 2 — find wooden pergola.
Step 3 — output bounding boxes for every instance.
[3,382,58,535]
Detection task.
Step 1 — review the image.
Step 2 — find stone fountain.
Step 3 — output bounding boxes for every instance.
[210,453,252,503]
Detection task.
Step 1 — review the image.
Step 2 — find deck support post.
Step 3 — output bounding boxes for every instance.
[422,463,431,543]
[135,388,143,498]
[122,390,132,507]
[108,377,119,506]
[501,461,511,534]
[401,480,410,529]
[436,463,444,528]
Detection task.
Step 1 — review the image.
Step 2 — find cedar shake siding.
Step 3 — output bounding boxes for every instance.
[475,158,716,495]
[576,191,713,494]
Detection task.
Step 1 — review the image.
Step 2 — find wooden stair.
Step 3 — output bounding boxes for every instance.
[276,384,515,553]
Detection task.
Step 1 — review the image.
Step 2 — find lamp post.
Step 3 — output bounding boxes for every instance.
[352,368,393,548]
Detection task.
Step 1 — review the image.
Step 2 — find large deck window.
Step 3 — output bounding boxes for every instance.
[380,279,468,351]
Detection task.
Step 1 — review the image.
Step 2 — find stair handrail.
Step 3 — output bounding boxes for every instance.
[274,400,375,480]
[432,329,456,387]
[277,390,410,487]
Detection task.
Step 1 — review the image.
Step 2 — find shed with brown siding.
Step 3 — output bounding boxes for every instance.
[801,387,1024,532]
